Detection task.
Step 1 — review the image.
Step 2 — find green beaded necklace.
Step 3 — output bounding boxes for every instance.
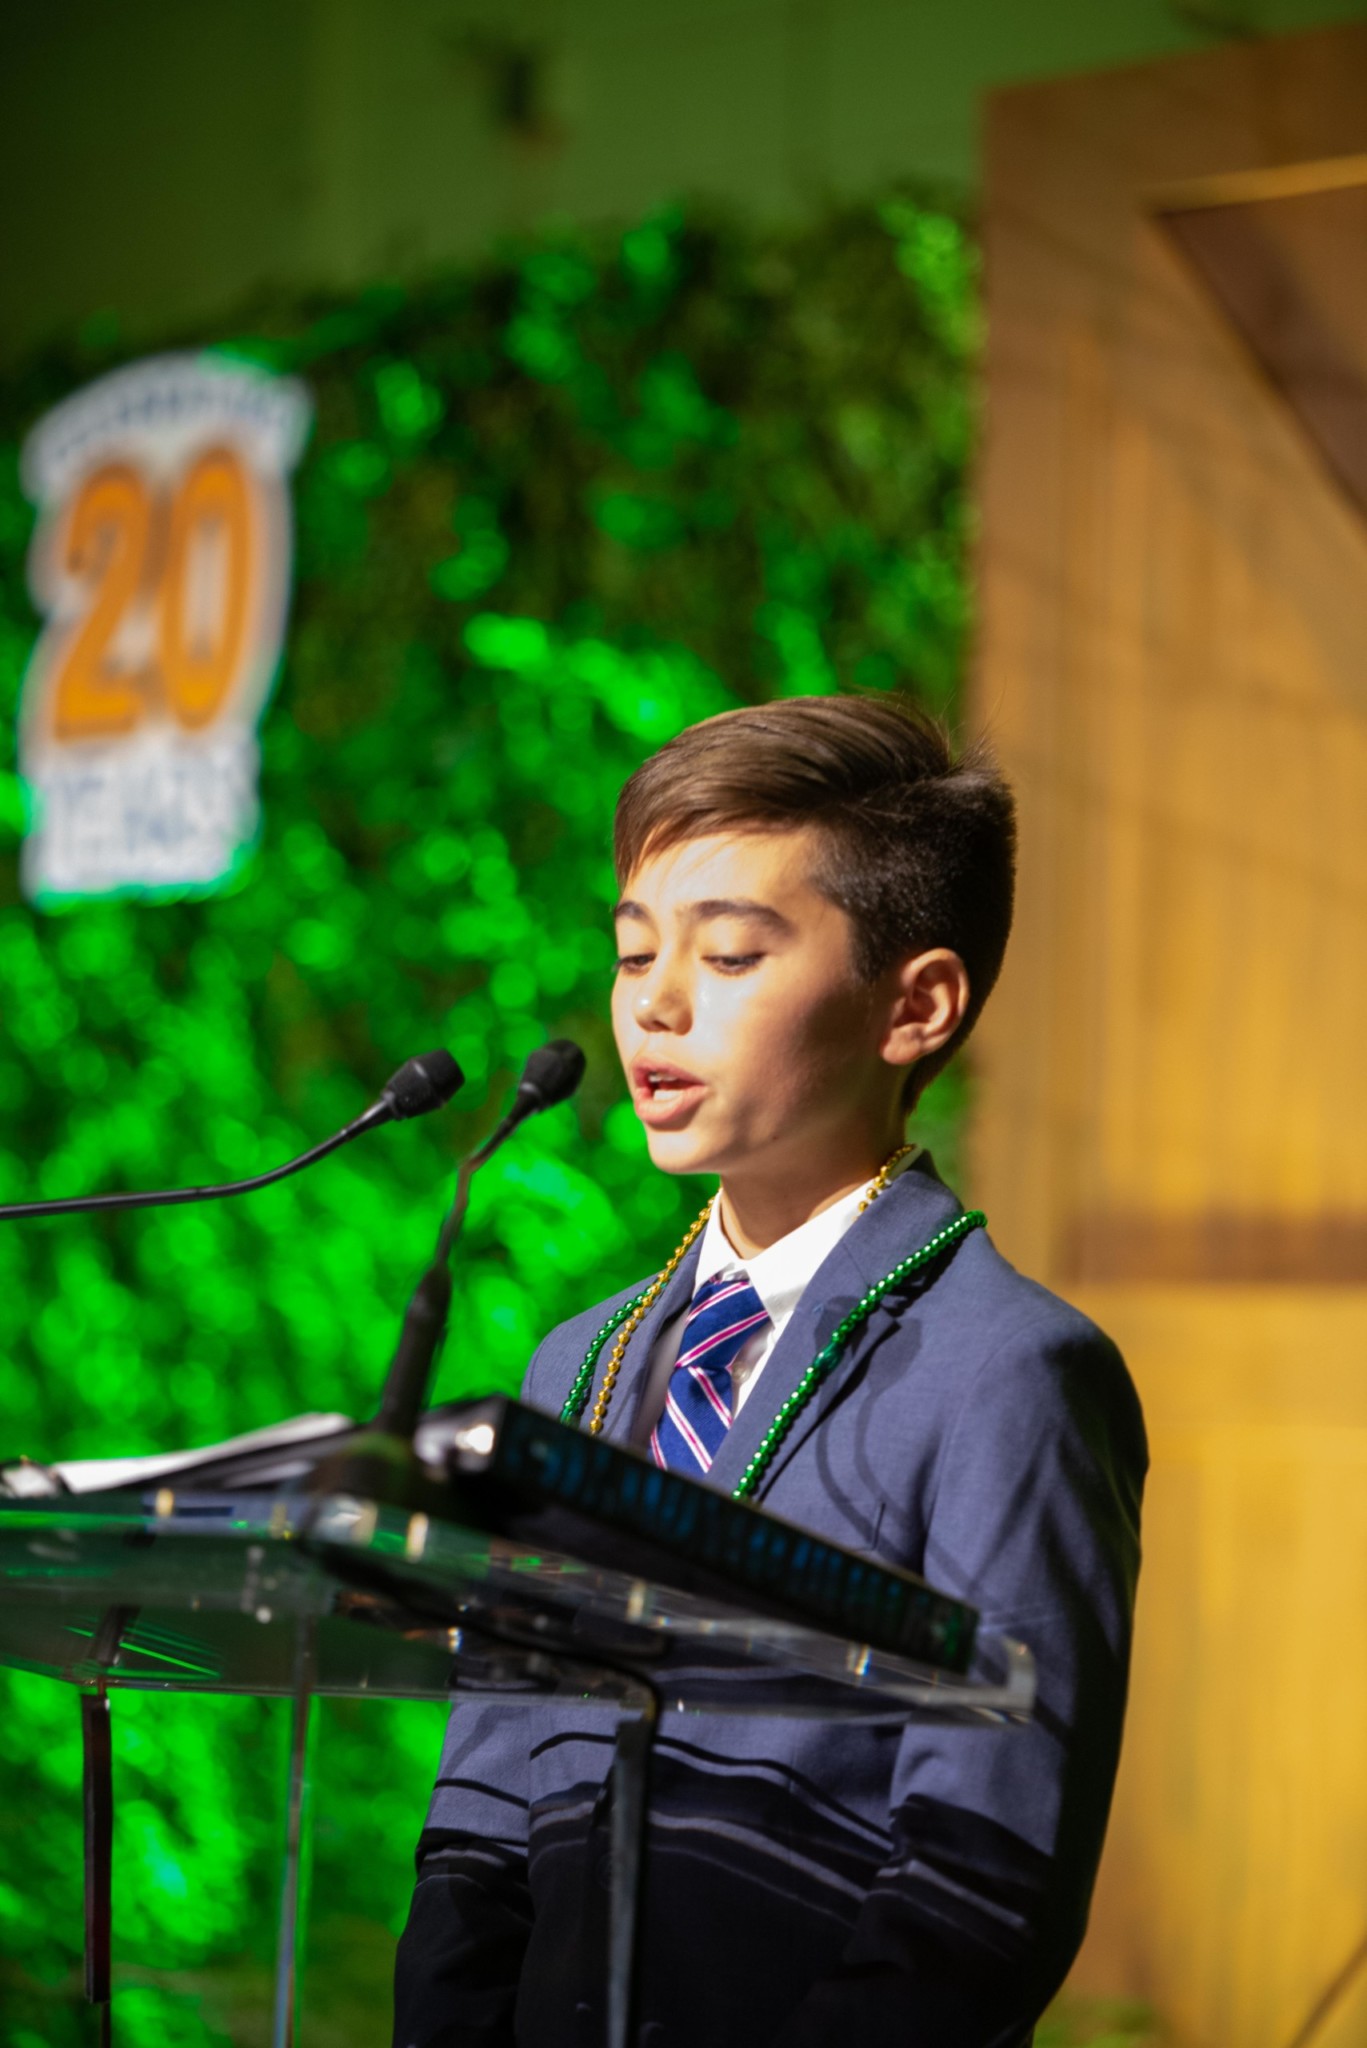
[559,1203,987,1501]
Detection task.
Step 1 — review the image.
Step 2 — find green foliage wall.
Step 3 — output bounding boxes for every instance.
[0,194,976,2042]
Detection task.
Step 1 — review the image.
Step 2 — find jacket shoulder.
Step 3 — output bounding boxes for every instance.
[939,1228,1147,1461]
[847,1157,1124,1385]
[947,1224,1121,1359]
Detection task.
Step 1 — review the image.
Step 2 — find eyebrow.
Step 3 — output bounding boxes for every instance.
[613,896,795,936]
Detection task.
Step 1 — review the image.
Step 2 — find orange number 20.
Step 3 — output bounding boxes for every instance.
[49,445,258,742]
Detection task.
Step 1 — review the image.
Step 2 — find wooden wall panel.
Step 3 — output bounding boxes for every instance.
[1070,1288,1367,2045]
[974,27,1367,2045]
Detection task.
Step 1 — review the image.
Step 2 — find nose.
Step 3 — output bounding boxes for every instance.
[632,955,691,1035]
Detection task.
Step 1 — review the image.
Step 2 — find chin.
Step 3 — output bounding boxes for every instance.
[642,1126,721,1178]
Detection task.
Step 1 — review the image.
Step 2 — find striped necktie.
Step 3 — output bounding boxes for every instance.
[650,1271,770,1475]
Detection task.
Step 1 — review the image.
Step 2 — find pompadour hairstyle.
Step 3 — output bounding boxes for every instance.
[613,693,1016,1099]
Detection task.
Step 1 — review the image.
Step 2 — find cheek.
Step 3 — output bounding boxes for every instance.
[691,976,770,1069]
[610,981,634,1060]
[698,981,830,1098]
[772,981,877,1091]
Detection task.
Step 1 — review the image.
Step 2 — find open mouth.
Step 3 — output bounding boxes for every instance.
[631,1060,706,1124]
[642,1071,695,1103]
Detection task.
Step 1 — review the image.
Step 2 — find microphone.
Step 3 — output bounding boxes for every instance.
[513,1039,588,1115]
[368,1040,587,1445]
[367,1049,467,1127]
[464,1039,587,1177]
[0,1048,465,1222]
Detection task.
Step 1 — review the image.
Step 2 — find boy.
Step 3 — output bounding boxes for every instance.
[395,694,1146,2048]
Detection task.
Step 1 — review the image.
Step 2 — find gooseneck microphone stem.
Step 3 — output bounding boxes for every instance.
[370,1040,587,1444]
[0,1048,464,1224]
[0,1118,377,1223]
[430,1113,511,1270]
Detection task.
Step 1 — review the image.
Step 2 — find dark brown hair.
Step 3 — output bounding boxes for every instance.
[614,694,1016,1098]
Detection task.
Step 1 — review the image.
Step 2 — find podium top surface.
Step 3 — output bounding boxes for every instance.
[0,1485,1034,1721]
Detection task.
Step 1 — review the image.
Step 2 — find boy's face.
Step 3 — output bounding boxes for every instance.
[612,829,906,1189]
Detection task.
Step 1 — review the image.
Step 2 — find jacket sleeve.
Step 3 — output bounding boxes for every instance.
[770,1318,1147,2048]
[392,1337,558,2048]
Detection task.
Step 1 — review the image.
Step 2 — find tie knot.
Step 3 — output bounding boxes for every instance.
[691,1268,755,1312]
[681,1272,766,1362]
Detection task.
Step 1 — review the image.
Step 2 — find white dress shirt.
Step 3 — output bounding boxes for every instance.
[630,1148,921,1448]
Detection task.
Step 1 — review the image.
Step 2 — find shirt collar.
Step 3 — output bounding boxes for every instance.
[691,1146,921,1332]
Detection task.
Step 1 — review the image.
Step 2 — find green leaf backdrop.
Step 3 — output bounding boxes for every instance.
[0,195,976,2043]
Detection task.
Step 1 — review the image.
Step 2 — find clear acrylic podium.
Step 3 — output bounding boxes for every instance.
[0,1470,1035,2048]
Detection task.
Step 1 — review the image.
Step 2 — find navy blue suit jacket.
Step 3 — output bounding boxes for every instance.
[395,1160,1146,2048]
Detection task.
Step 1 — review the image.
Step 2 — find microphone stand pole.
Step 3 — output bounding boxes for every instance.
[371,1107,504,1442]
[311,1040,586,1507]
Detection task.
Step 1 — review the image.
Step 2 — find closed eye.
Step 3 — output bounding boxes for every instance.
[706,953,762,973]
[614,953,654,974]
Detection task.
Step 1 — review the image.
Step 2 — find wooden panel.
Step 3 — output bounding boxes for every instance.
[1070,1287,1367,2048]
[974,26,1367,2046]
[1162,179,1367,524]
[978,131,1367,1277]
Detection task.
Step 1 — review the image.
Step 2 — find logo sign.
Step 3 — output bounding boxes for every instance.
[18,353,311,903]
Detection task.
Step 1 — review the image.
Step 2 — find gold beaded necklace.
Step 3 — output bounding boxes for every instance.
[582,1143,920,1438]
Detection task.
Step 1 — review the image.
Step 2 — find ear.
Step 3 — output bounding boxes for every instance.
[878,948,971,1071]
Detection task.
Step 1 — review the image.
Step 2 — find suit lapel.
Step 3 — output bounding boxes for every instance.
[596,1235,705,1446]
[707,1161,966,1499]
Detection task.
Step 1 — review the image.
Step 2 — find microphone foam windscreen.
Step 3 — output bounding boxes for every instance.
[384,1048,465,1120]
[518,1039,586,1111]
